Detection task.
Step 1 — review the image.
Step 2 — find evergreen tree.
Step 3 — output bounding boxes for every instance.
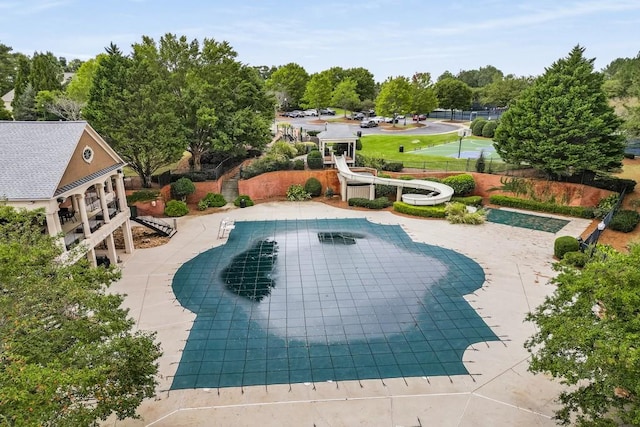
[12,83,37,120]
[29,51,63,92]
[494,46,625,177]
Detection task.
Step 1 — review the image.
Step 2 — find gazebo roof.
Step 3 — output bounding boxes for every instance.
[317,124,357,141]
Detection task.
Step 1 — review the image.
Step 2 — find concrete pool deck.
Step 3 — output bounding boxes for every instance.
[104,202,591,427]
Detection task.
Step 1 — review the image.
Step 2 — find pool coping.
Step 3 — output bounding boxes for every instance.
[104,201,592,426]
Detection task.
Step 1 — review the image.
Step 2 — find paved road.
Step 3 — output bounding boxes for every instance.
[277,115,462,136]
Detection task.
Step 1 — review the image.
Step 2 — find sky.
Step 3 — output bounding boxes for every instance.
[1,0,639,82]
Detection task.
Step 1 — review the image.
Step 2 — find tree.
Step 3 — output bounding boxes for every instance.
[344,67,376,101]
[437,70,455,81]
[12,83,37,120]
[44,93,84,120]
[623,104,640,137]
[375,76,412,127]
[84,42,185,187]
[265,62,309,109]
[301,72,332,114]
[457,65,504,88]
[29,51,63,93]
[0,42,16,96]
[494,45,626,177]
[331,78,360,117]
[434,78,472,120]
[0,102,12,120]
[11,55,31,111]
[0,206,162,426]
[481,74,533,108]
[67,55,104,103]
[525,244,640,426]
[410,72,438,115]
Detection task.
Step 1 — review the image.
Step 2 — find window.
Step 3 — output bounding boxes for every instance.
[82,146,94,163]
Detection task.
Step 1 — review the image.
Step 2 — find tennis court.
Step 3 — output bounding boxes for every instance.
[415,138,502,160]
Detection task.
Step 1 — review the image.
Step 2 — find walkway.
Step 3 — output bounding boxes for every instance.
[104,202,591,426]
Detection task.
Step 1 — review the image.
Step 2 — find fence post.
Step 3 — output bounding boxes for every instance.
[466,158,470,171]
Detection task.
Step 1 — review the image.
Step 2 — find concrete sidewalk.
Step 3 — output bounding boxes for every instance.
[104,202,591,426]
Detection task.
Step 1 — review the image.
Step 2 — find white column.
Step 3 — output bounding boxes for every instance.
[115,173,127,213]
[46,212,66,250]
[77,193,92,237]
[121,220,135,254]
[106,177,114,193]
[71,194,78,213]
[96,183,110,224]
[396,186,403,201]
[87,247,97,267]
[106,233,118,265]
[341,179,347,202]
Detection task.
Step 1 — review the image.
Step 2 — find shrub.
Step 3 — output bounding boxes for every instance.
[292,159,305,170]
[325,187,335,198]
[304,177,322,197]
[164,200,189,217]
[234,195,254,207]
[286,184,311,201]
[348,197,392,209]
[201,193,226,208]
[554,236,579,259]
[475,150,486,173]
[307,130,321,137]
[594,193,619,219]
[422,177,442,183]
[442,174,475,196]
[294,143,307,156]
[609,210,640,232]
[445,202,486,224]
[489,195,595,219]
[171,177,196,201]
[623,152,635,159]
[307,150,323,169]
[382,162,403,172]
[375,173,395,198]
[561,251,589,268]
[126,189,160,204]
[482,121,498,138]
[270,141,298,159]
[241,154,291,179]
[451,195,483,207]
[471,119,487,136]
[393,202,446,218]
[197,200,208,211]
[356,138,363,151]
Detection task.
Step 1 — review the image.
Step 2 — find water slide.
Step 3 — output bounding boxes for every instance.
[333,155,454,206]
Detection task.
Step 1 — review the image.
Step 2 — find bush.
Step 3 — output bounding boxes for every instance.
[489,195,595,219]
[126,189,160,204]
[293,143,308,156]
[286,184,311,201]
[234,195,254,207]
[304,177,322,197]
[270,141,298,159]
[171,177,196,201]
[375,173,395,198]
[445,202,486,224]
[442,174,476,196]
[609,210,640,232]
[451,195,483,207]
[393,202,446,218]
[164,200,189,217]
[355,138,362,151]
[292,159,305,170]
[197,200,208,211]
[325,187,335,198]
[624,152,635,159]
[482,121,498,138]
[241,154,292,179]
[307,150,323,169]
[554,236,579,259]
[382,162,403,172]
[472,119,487,136]
[594,193,619,219]
[561,251,589,268]
[201,193,227,208]
[348,197,392,209]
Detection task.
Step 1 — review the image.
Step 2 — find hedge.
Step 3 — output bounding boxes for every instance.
[348,197,392,209]
[393,201,446,218]
[164,200,189,217]
[609,210,640,232]
[489,195,595,218]
[304,177,322,197]
[307,150,323,169]
[126,189,160,204]
[442,174,475,196]
[451,195,483,207]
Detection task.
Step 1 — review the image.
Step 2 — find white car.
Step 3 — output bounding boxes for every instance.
[369,116,385,124]
[304,109,318,116]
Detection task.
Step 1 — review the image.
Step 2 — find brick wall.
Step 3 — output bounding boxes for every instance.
[239,170,340,201]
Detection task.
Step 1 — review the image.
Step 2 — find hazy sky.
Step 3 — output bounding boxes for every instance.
[1,0,639,81]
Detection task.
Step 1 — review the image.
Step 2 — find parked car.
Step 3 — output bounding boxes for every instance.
[304,109,318,116]
[284,110,305,118]
[349,112,365,120]
[319,108,335,115]
[360,119,378,128]
[413,114,428,121]
[370,116,385,124]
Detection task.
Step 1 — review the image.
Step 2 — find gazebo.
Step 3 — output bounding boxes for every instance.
[317,124,358,168]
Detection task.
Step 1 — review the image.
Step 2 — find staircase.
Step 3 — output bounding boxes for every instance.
[130,206,177,237]
[221,171,240,203]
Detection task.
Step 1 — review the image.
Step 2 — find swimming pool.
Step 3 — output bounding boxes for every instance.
[170,218,497,389]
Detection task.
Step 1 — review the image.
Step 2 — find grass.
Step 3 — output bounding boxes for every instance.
[123,152,191,177]
[358,133,505,171]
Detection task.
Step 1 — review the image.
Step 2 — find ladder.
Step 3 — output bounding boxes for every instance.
[217,218,235,239]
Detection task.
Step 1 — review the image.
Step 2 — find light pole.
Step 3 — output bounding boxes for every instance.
[457,128,470,159]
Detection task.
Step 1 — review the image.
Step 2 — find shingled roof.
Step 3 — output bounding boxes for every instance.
[0,121,90,200]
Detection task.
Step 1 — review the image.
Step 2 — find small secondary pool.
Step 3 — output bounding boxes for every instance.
[170,218,497,389]
[487,209,570,233]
